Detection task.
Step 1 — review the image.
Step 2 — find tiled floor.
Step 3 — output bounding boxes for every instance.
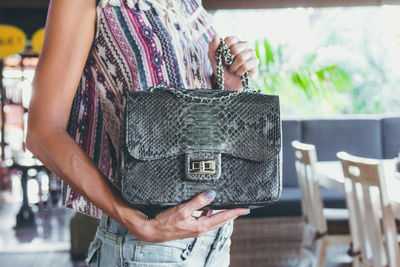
[0,199,72,253]
[230,217,352,267]
[0,173,85,267]
[0,252,87,267]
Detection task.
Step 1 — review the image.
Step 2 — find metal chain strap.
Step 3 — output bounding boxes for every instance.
[216,37,252,91]
[148,38,260,103]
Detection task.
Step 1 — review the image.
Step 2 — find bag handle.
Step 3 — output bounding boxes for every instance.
[215,38,251,91]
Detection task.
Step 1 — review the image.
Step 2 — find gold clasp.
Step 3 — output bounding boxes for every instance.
[189,159,216,174]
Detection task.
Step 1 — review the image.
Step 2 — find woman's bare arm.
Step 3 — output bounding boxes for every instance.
[26,0,248,243]
[26,0,142,227]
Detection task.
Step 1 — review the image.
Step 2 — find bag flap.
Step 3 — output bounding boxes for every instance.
[124,88,281,162]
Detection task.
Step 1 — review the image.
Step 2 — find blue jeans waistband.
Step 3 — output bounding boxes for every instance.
[93,213,234,266]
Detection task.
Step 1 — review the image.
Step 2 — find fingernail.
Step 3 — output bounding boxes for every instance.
[205,190,216,199]
[242,209,251,216]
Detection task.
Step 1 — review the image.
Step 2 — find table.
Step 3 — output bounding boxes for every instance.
[316,159,400,220]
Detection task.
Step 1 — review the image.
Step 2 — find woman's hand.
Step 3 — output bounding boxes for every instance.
[208,35,259,91]
[119,190,249,243]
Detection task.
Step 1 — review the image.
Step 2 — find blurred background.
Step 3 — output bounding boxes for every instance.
[0,0,399,267]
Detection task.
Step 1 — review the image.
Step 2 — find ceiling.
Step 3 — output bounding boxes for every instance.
[0,0,398,36]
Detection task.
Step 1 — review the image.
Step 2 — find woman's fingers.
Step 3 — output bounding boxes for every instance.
[228,41,249,56]
[209,35,259,90]
[145,190,248,242]
[178,190,216,218]
[229,49,253,73]
[232,54,259,77]
[224,35,240,48]
[197,208,249,230]
[223,37,259,79]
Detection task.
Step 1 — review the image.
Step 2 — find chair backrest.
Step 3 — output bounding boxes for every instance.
[337,151,400,267]
[292,140,327,235]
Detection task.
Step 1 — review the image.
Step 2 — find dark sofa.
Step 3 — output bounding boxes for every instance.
[249,115,400,218]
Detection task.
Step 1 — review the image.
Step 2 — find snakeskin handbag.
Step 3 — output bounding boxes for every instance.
[120,39,282,210]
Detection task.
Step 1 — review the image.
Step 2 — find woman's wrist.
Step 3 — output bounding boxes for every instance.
[98,177,149,234]
[115,202,159,241]
[113,198,143,227]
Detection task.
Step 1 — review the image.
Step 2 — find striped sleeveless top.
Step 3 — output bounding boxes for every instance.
[62,0,217,218]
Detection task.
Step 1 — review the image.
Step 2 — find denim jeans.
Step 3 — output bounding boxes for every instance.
[85,213,234,267]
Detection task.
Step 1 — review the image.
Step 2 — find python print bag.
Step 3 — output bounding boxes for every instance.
[120,39,282,210]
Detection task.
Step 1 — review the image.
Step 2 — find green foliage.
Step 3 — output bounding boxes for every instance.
[252,38,355,115]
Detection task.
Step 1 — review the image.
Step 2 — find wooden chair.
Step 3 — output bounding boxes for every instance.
[292,141,351,267]
[337,151,400,267]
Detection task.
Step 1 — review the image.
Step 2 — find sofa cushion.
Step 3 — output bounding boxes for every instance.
[281,120,301,187]
[248,187,346,217]
[302,118,383,161]
[382,117,400,159]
